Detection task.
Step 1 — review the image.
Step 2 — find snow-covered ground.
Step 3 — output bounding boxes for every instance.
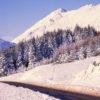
[13,4,100,43]
[1,56,100,89]
[0,82,60,100]
[0,56,100,99]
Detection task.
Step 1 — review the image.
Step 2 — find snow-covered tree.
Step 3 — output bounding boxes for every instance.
[15,42,25,72]
[65,29,74,44]
[28,38,36,69]
[74,25,83,42]
[0,52,5,76]
[40,39,53,59]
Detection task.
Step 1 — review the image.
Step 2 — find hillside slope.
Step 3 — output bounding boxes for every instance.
[13,4,100,43]
[1,56,100,88]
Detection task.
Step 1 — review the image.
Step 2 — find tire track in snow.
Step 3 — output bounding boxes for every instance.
[0,81,100,100]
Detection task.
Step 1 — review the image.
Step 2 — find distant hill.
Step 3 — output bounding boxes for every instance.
[0,39,14,50]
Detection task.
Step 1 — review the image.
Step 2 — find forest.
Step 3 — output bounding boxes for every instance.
[0,25,100,76]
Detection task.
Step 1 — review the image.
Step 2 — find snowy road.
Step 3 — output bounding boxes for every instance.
[1,81,100,100]
[0,82,60,100]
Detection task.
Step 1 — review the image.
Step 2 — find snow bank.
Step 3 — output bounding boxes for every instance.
[71,57,100,88]
[0,82,60,100]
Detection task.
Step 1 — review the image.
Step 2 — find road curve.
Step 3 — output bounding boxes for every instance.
[0,81,100,100]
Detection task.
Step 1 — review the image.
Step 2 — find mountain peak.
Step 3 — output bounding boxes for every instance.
[53,8,66,13]
[0,39,4,43]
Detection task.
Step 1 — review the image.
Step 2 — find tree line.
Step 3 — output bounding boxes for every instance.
[0,25,100,76]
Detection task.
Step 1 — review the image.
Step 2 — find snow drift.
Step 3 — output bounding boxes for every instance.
[71,57,100,88]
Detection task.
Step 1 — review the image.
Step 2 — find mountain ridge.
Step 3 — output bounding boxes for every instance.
[12,4,100,43]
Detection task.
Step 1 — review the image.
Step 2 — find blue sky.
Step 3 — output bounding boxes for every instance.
[0,0,100,41]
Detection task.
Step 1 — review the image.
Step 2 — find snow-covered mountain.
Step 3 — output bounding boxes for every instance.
[0,39,14,50]
[13,4,100,43]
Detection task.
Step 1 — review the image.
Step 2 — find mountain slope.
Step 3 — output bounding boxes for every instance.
[0,39,14,50]
[13,4,100,43]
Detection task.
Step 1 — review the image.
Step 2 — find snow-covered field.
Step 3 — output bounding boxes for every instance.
[0,82,60,100]
[0,56,100,99]
[1,56,100,89]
